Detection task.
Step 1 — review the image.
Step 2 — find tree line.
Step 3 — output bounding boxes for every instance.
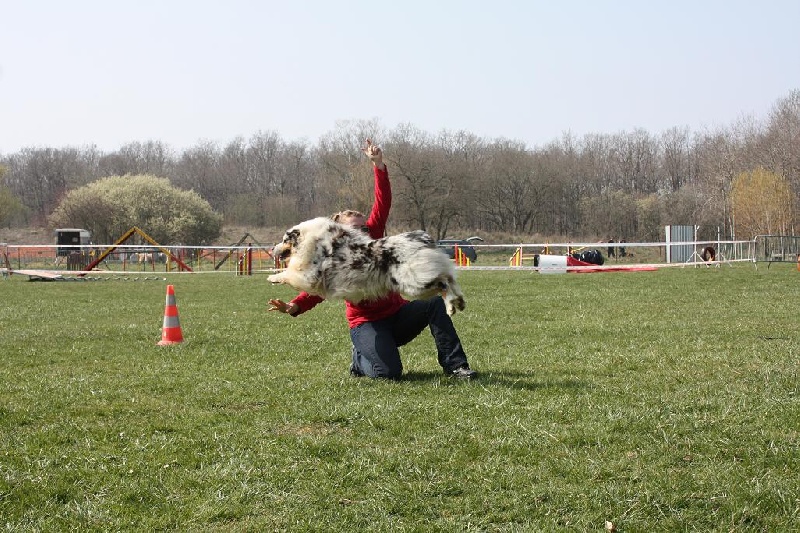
[1,90,798,243]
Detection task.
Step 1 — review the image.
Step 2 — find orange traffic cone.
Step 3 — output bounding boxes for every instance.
[157,284,184,345]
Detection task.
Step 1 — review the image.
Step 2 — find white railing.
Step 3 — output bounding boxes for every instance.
[1,238,767,278]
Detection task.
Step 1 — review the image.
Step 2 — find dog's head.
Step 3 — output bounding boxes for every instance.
[271,227,301,261]
[271,217,351,262]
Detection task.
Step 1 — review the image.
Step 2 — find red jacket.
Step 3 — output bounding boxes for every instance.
[289,165,408,328]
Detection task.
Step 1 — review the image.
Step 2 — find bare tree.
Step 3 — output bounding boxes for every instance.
[479,139,536,234]
[120,141,174,176]
[693,127,743,238]
[280,140,317,218]
[317,119,384,217]
[174,141,227,211]
[0,165,27,226]
[580,190,638,241]
[245,131,283,197]
[609,129,659,194]
[434,130,485,232]
[534,135,587,237]
[3,147,88,222]
[660,126,692,192]
[577,133,615,196]
[762,90,800,233]
[385,124,438,232]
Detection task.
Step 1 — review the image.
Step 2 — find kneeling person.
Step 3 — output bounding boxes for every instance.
[268,140,476,380]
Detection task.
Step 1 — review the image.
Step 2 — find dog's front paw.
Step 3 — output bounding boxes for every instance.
[444,295,465,316]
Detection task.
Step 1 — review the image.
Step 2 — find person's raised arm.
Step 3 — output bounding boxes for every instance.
[363,138,385,171]
[363,139,391,236]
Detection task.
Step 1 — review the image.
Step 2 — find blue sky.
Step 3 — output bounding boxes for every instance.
[1,0,798,154]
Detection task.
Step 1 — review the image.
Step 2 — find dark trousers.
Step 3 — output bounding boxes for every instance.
[350,297,469,379]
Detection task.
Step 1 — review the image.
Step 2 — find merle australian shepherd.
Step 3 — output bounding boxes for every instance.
[268,217,466,316]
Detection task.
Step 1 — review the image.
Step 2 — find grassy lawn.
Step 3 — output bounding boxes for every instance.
[0,264,798,531]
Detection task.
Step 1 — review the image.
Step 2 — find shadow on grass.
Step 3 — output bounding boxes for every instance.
[399,370,587,392]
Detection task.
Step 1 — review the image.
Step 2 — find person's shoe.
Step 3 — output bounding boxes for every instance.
[349,364,365,378]
[449,365,477,379]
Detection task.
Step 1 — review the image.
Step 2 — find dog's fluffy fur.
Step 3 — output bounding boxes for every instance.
[268,217,466,315]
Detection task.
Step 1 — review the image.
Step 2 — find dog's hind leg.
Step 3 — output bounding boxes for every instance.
[442,277,466,316]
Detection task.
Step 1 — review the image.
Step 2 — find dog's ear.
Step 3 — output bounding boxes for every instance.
[284,228,300,246]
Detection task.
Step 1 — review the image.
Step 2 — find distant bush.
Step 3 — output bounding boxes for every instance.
[49,175,223,244]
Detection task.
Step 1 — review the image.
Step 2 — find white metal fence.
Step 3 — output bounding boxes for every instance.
[1,237,769,278]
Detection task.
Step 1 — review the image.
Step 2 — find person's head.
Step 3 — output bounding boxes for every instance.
[332,210,368,232]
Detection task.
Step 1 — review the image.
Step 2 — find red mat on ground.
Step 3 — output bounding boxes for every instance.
[565,257,658,273]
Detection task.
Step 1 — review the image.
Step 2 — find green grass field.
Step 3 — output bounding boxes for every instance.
[1,264,798,531]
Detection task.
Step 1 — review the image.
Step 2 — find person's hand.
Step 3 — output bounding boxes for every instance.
[363,139,385,170]
[268,298,297,315]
